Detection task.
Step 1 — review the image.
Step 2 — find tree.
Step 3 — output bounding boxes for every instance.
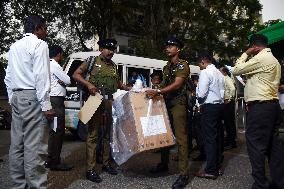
[168,0,262,63]
[1,0,264,63]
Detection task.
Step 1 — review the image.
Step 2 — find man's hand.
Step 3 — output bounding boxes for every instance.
[87,83,97,95]
[245,47,257,56]
[145,89,159,99]
[43,109,56,120]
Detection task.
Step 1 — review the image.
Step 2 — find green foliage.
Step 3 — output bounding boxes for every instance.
[0,57,8,65]
[0,0,268,64]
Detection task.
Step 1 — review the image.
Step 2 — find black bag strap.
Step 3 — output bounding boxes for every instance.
[84,56,97,80]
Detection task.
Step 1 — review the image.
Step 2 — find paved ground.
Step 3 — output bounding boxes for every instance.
[0,128,263,189]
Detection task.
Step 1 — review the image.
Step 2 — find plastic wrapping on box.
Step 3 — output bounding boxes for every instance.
[111,91,175,165]
[111,91,136,165]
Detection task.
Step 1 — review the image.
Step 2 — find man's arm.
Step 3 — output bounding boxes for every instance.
[118,81,131,91]
[146,77,185,98]
[196,70,209,100]
[227,77,236,100]
[159,77,185,94]
[232,53,263,76]
[72,63,97,95]
[33,41,52,112]
[53,65,71,85]
[4,53,13,103]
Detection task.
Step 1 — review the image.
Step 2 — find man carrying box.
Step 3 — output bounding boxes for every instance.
[72,39,129,183]
[146,36,190,189]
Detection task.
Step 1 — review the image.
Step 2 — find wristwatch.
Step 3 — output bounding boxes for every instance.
[157,89,162,94]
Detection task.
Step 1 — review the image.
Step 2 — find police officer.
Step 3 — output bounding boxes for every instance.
[73,39,129,183]
[146,37,190,189]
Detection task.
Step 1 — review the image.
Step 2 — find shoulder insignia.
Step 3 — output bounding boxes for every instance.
[178,64,184,70]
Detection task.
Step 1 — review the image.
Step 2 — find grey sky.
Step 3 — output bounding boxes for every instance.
[259,0,284,22]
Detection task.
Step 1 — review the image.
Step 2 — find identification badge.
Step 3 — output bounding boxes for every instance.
[178,64,184,70]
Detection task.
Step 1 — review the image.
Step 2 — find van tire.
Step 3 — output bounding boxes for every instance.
[77,121,87,141]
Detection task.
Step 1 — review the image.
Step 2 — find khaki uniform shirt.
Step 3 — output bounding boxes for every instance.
[80,55,119,95]
[232,48,280,102]
[224,75,236,101]
[161,59,190,105]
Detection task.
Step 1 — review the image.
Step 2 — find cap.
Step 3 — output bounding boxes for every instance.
[97,39,117,50]
[164,36,184,48]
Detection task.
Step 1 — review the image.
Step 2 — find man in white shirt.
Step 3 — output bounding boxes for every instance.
[45,45,72,171]
[195,52,225,180]
[219,67,237,150]
[4,15,55,189]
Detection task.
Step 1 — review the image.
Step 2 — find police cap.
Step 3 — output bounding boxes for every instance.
[164,36,184,48]
[97,39,117,50]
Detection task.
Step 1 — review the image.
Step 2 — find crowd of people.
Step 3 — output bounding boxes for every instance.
[4,14,284,189]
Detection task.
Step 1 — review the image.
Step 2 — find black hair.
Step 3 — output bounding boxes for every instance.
[150,72,162,80]
[24,15,46,33]
[197,51,215,63]
[249,34,268,47]
[49,45,63,58]
[220,66,231,76]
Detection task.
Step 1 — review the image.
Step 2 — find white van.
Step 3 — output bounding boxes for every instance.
[63,51,200,140]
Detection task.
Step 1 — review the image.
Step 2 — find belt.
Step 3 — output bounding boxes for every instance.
[102,94,113,100]
[247,99,278,106]
[12,88,35,92]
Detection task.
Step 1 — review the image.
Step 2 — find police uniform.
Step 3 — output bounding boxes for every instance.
[161,58,190,176]
[78,39,119,182]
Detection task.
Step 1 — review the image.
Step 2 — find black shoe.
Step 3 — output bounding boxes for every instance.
[150,163,168,174]
[172,175,189,189]
[195,170,218,180]
[102,164,118,175]
[192,154,206,161]
[224,143,237,151]
[49,163,74,171]
[86,170,102,183]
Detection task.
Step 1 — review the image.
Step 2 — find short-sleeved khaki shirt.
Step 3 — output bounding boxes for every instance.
[79,55,119,94]
[162,59,190,103]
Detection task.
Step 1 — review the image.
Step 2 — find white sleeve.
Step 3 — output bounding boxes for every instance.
[33,41,52,111]
[196,70,209,99]
[4,53,13,103]
[52,65,71,85]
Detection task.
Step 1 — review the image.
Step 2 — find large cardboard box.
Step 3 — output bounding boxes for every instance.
[112,92,175,165]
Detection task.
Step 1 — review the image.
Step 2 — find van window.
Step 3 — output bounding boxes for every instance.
[127,67,150,87]
[68,60,84,87]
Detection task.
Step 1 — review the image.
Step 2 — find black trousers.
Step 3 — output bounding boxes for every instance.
[223,100,236,145]
[192,110,205,156]
[246,101,284,189]
[201,103,224,175]
[47,96,65,165]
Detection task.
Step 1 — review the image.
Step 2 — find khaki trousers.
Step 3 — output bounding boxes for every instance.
[86,100,113,171]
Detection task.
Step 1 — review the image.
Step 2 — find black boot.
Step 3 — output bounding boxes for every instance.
[86,170,102,183]
[150,163,168,173]
[102,164,118,175]
[172,175,189,189]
